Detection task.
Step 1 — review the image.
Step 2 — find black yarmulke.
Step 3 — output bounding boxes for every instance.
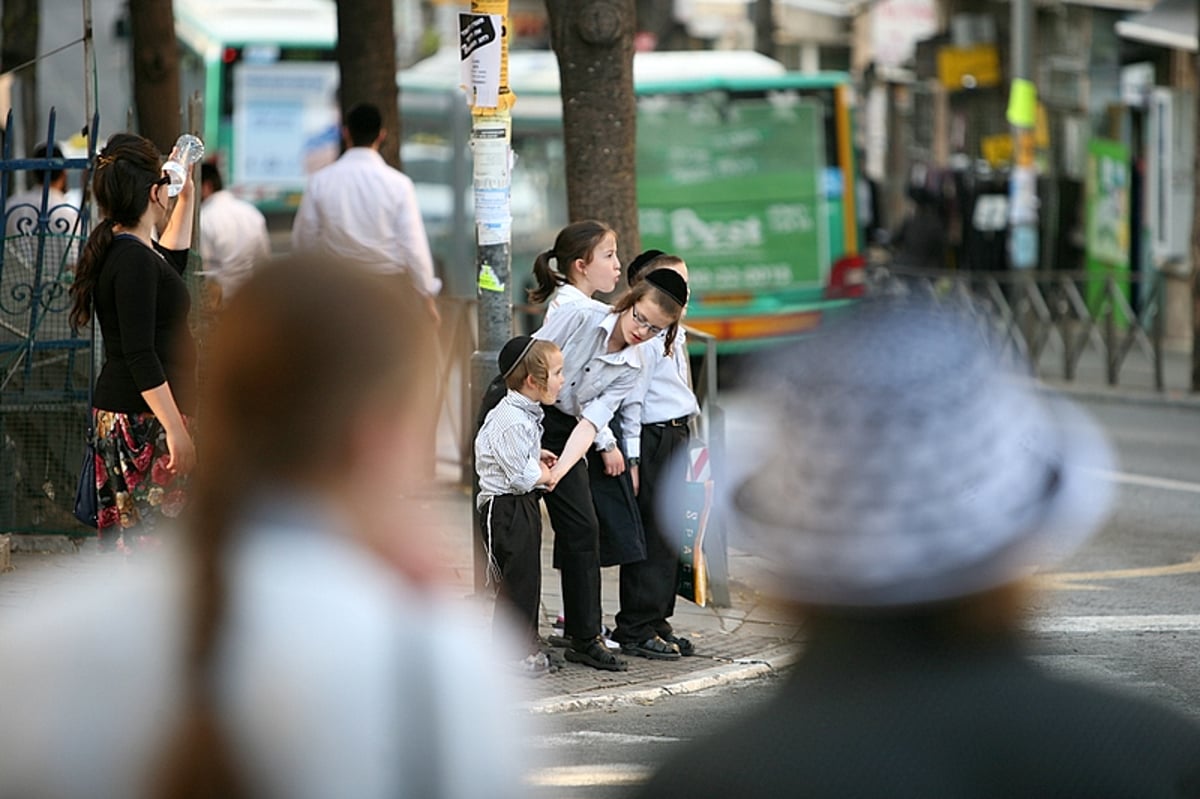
[627,249,665,284]
[498,335,536,379]
[643,268,688,306]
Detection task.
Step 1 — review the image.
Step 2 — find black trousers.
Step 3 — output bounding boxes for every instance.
[614,421,689,643]
[540,406,603,641]
[482,493,542,652]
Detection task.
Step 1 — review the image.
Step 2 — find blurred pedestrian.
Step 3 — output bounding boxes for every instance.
[531,270,688,671]
[291,102,440,323]
[612,251,698,661]
[0,255,528,799]
[4,141,83,268]
[891,180,947,270]
[198,161,270,304]
[68,132,198,552]
[635,298,1200,798]
[475,335,564,677]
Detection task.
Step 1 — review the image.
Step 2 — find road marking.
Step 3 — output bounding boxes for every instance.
[1029,615,1200,634]
[525,764,654,787]
[532,731,683,748]
[1101,469,1200,495]
[1033,552,1200,590]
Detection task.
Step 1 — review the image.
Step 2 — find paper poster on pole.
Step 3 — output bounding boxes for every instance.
[471,121,512,245]
[460,13,502,108]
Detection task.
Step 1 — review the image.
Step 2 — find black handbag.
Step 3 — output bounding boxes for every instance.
[73,441,98,528]
[73,315,98,528]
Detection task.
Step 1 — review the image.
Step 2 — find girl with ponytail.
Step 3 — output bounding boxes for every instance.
[69,132,198,552]
[527,219,622,319]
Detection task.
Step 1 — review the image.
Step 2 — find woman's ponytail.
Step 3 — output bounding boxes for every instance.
[69,218,115,329]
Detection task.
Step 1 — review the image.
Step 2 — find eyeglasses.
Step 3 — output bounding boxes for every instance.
[630,305,666,336]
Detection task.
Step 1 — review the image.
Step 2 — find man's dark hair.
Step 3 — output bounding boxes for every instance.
[201,161,223,192]
[32,142,65,186]
[345,103,383,147]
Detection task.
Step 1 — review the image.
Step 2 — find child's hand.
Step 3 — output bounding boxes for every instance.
[540,449,558,468]
[545,464,565,491]
[600,448,625,476]
[630,463,639,495]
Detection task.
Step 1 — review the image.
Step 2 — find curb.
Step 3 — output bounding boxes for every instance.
[1039,380,1200,411]
[525,644,800,715]
[4,534,85,555]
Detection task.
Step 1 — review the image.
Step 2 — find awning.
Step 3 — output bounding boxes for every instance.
[1115,0,1198,52]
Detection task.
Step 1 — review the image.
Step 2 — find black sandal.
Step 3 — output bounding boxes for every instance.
[660,632,695,657]
[622,635,681,661]
[565,635,629,671]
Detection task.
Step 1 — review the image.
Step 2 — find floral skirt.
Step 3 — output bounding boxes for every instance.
[93,409,190,551]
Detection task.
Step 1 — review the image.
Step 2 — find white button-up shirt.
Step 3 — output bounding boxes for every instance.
[544,284,609,324]
[291,148,440,295]
[199,189,271,297]
[533,303,643,453]
[620,329,700,458]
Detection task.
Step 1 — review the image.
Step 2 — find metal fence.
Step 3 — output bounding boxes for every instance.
[0,110,95,535]
[867,263,1174,391]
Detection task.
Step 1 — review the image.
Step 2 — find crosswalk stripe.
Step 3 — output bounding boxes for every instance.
[525,764,654,787]
[1101,469,1200,495]
[1028,615,1200,633]
[532,731,683,748]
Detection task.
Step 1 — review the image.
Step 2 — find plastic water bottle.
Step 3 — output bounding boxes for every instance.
[162,134,205,197]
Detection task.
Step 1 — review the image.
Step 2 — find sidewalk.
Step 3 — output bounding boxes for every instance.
[417,483,803,714]
[0,481,803,715]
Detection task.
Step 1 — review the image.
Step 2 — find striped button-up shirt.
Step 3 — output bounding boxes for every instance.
[475,390,545,509]
[533,303,643,453]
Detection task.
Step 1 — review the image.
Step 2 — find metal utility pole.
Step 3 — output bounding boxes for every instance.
[465,0,513,590]
[1007,0,1038,271]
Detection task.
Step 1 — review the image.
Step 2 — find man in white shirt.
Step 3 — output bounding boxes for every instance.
[199,162,271,302]
[5,142,82,270]
[291,103,440,322]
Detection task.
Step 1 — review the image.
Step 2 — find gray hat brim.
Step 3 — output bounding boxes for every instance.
[671,383,1114,609]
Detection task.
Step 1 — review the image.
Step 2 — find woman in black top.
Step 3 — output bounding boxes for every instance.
[69,133,198,551]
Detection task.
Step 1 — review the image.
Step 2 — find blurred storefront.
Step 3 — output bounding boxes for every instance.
[851,0,1192,310]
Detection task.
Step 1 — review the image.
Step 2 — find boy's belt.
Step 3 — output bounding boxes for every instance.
[647,415,691,428]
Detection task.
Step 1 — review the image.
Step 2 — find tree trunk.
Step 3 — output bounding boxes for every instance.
[752,0,776,60]
[128,0,180,151]
[1193,48,1200,391]
[336,0,401,169]
[2,0,40,177]
[545,0,639,279]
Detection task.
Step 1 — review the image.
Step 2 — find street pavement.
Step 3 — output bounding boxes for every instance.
[1,345,1196,715]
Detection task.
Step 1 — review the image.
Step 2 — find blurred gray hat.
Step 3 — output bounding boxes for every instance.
[711,298,1114,608]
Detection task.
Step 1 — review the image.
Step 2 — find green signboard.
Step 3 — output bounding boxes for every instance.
[1084,138,1131,316]
[636,96,828,296]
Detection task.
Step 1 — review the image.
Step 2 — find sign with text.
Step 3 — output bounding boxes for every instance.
[460,13,502,108]
[637,98,829,294]
[233,62,339,190]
